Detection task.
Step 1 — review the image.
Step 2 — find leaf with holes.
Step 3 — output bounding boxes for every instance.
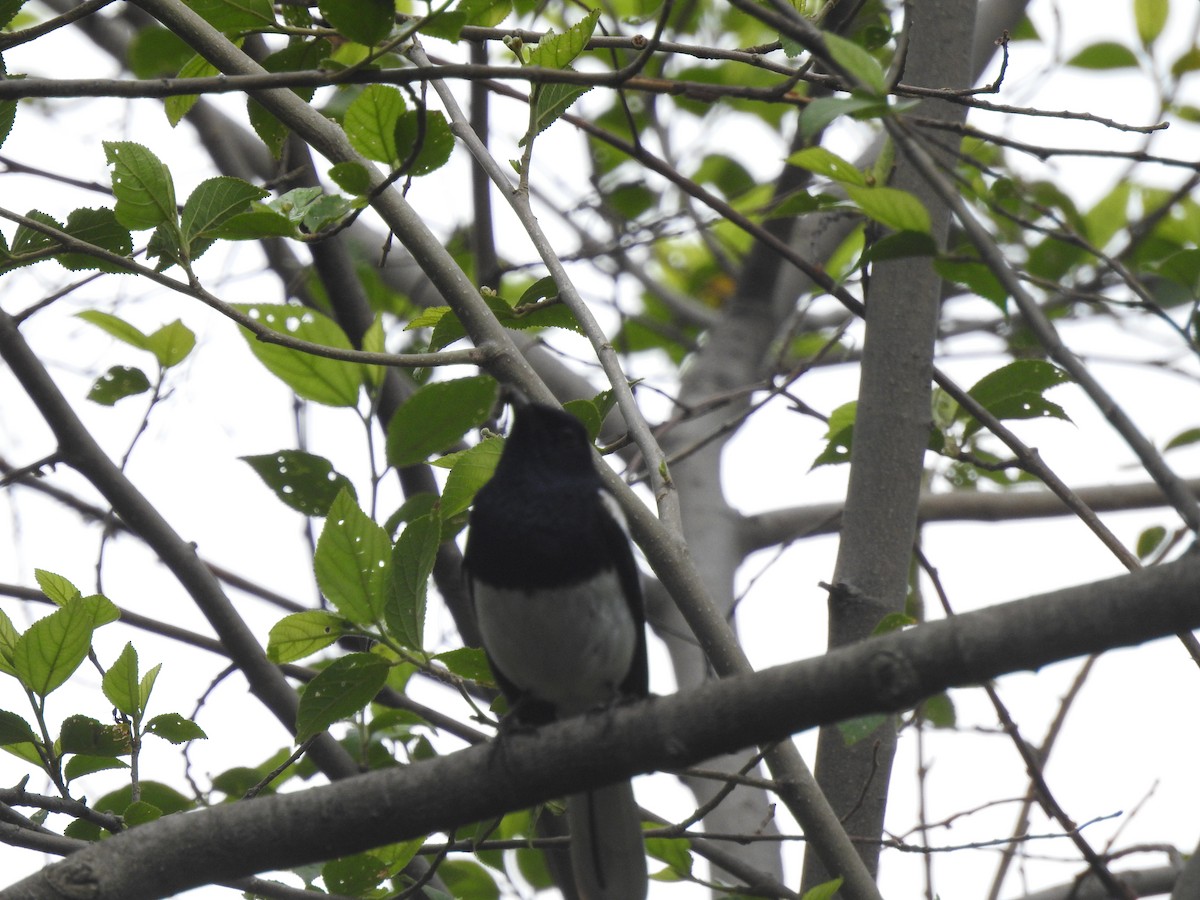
[961,360,1072,438]
[104,142,178,232]
[315,489,391,626]
[295,653,390,743]
[267,611,348,664]
[242,450,356,517]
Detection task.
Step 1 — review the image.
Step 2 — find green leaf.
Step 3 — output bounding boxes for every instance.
[143,320,196,369]
[245,38,331,157]
[77,310,149,350]
[65,755,129,781]
[385,376,498,467]
[9,210,62,264]
[1067,41,1140,70]
[394,110,455,176]
[438,860,501,900]
[871,612,916,636]
[295,652,390,743]
[102,643,142,718]
[801,877,844,900]
[145,713,208,744]
[242,450,356,517]
[811,401,856,469]
[329,161,374,195]
[0,608,18,676]
[103,142,178,231]
[1135,0,1168,46]
[385,513,441,650]
[526,9,600,68]
[0,710,38,746]
[127,27,194,78]
[844,185,931,233]
[186,0,276,32]
[786,147,866,187]
[323,854,388,896]
[315,489,392,626]
[934,258,1008,311]
[823,32,886,95]
[319,0,394,46]
[1136,525,1167,560]
[165,53,219,127]
[34,569,82,606]
[122,800,163,827]
[838,713,889,746]
[1165,426,1200,451]
[439,435,503,518]
[12,595,119,697]
[522,79,592,146]
[0,1,24,32]
[208,208,297,240]
[234,303,362,407]
[799,94,890,141]
[918,692,956,728]
[962,360,1073,437]
[345,85,406,166]
[181,176,269,249]
[267,610,348,663]
[860,230,937,263]
[434,647,493,683]
[56,207,134,273]
[59,714,131,756]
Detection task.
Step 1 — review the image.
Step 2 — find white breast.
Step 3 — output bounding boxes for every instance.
[474,570,637,717]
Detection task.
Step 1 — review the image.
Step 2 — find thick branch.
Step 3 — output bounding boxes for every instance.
[5,554,1200,900]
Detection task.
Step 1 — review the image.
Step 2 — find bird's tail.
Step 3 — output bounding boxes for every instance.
[567,781,647,900]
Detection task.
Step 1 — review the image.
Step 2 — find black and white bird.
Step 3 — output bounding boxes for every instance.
[464,401,649,900]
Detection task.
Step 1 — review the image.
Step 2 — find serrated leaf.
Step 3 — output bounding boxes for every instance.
[934,258,1008,311]
[526,9,599,68]
[187,0,276,32]
[56,207,134,273]
[346,85,406,166]
[0,608,18,677]
[181,176,269,248]
[242,450,356,517]
[59,714,131,756]
[143,320,196,369]
[103,142,178,231]
[823,32,886,94]
[165,53,219,126]
[34,569,82,606]
[845,185,931,234]
[521,79,591,146]
[440,435,504,518]
[329,162,374,195]
[295,653,390,743]
[122,800,163,827]
[10,210,62,263]
[267,610,347,663]
[319,0,394,46]
[208,208,297,240]
[384,514,440,649]
[127,27,194,78]
[786,147,866,187]
[962,360,1072,437]
[0,710,38,746]
[234,303,362,407]
[1067,41,1140,70]
[385,376,498,466]
[65,755,129,781]
[438,860,501,899]
[394,110,455,176]
[315,490,392,626]
[102,643,141,717]
[145,713,208,744]
[434,647,494,683]
[12,595,119,697]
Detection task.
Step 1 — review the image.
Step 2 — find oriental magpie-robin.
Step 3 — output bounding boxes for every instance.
[464,401,648,900]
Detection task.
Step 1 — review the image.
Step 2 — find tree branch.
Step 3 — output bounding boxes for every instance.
[5,552,1199,900]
